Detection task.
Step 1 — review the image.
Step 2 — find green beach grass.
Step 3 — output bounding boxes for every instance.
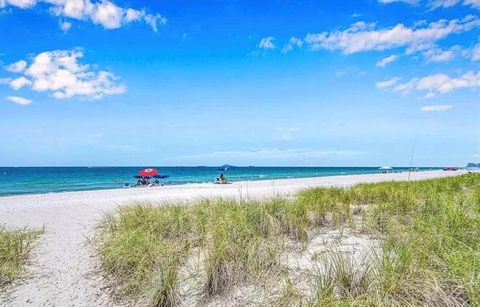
[0,227,41,288]
[96,173,480,306]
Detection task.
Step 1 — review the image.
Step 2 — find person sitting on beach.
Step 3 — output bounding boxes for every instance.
[219,174,226,184]
[136,179,143,186]
[215,174,227,184]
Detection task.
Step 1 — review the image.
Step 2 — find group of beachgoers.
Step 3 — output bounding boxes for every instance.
[127,168,230,189]
[135,177,162,187]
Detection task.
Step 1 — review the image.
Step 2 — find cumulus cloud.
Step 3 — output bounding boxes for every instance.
[420,104,452,111]
[422,45,464,62]
[2,49,126,100]
[0,0,37,9]
[258,36,276,50]
[9,76,32,89]
[378,70,480,97]
[6,95,32,106]
[5,60,27,73]
[376,77,401,89]
[376,54,398,67]
[420,42,480,62]
[304,16,480,55]
[281,36,303,53]
[0,0,166,31]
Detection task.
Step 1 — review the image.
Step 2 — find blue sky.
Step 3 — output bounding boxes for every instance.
[0,0,479,166]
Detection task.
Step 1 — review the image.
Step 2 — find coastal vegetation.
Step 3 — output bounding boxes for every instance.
[0,227,41,288]
[96,173,480,306]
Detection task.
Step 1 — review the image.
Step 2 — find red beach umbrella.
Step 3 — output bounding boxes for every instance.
[139,168,158,177]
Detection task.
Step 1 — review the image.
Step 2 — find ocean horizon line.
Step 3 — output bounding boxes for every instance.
[0,165,450,168]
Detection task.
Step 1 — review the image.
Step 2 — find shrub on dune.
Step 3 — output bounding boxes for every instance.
[0,226,41,288]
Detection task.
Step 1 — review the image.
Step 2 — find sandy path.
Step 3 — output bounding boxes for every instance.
[0,170,465,306]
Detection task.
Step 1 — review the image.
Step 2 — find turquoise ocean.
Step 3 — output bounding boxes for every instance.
[0,167,439,196]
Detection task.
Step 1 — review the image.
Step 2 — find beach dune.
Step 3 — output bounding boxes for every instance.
[0,170,465,305]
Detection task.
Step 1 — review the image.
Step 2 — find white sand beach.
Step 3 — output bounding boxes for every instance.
[0,170,465,305]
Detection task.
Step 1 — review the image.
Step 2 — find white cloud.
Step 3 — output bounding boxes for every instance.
[430,0,462,8]
[5,60,27,73]
[0,0,166,31]
[143,13,166,32]
[376,77,401,89]
[422,45,463,62]
[6,95,32,106]
[9,76,32,89]
[3,49,126,100]
[90,0,124,28]
[258,36,276,50]
[376,54,398,67]
[59,20,71,32]
[380,70,480,97]
[281,36,303,53]
[420,104,452,111]
[378,0,419,4]
[0,0,36,9]
[472,43,480,61]
[465,0,480,9]
[304,15,480,55]
[125,8,142,22]
[430,0,480,9]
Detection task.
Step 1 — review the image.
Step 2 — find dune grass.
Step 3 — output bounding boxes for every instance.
[0,227,41,288]
[96,173,480,306]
